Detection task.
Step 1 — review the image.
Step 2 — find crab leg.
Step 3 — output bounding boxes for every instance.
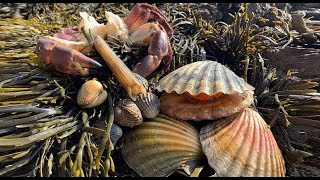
[93,35,146,101]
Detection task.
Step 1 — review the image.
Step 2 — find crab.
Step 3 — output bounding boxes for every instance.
[123,3,174,77]
[35,3,173,77]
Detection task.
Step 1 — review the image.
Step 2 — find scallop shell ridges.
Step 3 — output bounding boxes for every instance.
[200,108,286,177]
[155,61,254,96]
[121,114,204,177]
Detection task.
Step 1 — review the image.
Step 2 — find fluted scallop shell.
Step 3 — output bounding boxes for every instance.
[77,79,108,108]
[155,61,254,97]
[110,123,123,145]
[121,114,205,177]
[200,108,286,177]
[160,91,253,121]
[114,99,143,127]
[134,73,149,90]
[135,92,160,118]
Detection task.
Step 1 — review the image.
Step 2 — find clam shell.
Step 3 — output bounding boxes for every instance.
[200,108,286,177]
[114,99,143,127]
[121,114,204,177]
[135,92,160,118]
[155,61,254,97]
[160,91,253,121]
[77,79,108,108]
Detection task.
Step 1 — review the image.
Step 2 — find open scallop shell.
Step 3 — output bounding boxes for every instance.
[77,79,108,108]
[135,92,160,118]
[114,99,143,127]
[155,61,254,98]
[200,108,286,177]
[160,91,253,121]
[121,114,205,177]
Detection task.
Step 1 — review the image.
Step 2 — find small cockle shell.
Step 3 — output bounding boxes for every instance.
[134,73,149,90]
[114,99,143,127]
[77,79,108,108]
[160,91,253,121]
[200,108,286,177]
[121,114,205,177]
[155,60,254,99]
[135,92,160,118]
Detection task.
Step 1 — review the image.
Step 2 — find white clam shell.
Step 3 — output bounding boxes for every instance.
[77,79,108,108]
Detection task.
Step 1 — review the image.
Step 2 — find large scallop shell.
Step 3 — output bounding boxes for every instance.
[135,92,160,118]
[77,79,108,108]
[160,91,253,121]
[200,108,286,177]
[121,114,205,177]
[114,99,143,127]
[155,61,254,97]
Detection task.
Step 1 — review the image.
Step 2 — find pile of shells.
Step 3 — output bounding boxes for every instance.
[113,60,286,177]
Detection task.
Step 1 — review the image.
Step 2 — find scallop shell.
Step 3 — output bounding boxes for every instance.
[135,92,160,118]
[77,79,108,108]
[121,114,205,177]
[200,108,286,177]
[114,99,143,127]
[155,61,254,97]
[160,91,253,121]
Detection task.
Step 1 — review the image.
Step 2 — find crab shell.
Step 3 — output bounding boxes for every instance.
[121,114,205,177]
[77,79,108,108]
[155,61,255,121]
[200,108,286,177]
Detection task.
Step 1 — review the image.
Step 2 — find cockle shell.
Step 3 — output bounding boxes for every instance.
[135,92,160,118]
[77,79,108,108]
[200,108,286,177]
[114,99,143,127]
[134,73,149,90]
[160,91,253,121]
[155,60,254,99]
[121,114,205,177]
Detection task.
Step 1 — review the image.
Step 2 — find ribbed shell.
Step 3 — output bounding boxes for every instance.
[135,92,160,118]
[77,79,108,108]
[200,108,286,177]
[121,114,204,177]
[155,61,254,96]
[160,91,253,121]
[114,99,143,127]
[134,73,149,90]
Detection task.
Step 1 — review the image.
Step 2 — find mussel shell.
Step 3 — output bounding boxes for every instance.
[77,79,108,108]
[155,61,254,97]
[114,99,143,127]
[160,91,253,121]
[121,114,205,177]
[135,92,160,118]
[110,123,123,145]
[200,108,286,177]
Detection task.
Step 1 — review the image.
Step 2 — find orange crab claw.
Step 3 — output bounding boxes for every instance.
[36,38,102,76]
